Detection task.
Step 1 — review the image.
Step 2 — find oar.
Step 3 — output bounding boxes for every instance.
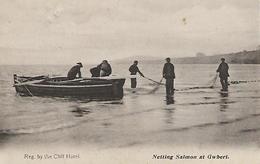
[148,77,164,94]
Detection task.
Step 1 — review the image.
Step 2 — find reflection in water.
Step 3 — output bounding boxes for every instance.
[71,105,91,117]
[219,92,229,111]
[163,107,175,124]
[103,100,124,105]
[220,92,228,97]
[102,122,112,128]
[164,95,175,124]
[0,134,11,146]
[60,97,92,103]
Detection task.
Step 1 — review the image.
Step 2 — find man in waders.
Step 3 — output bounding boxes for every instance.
[163,58,175,96]
[129,60,144,88]
[67,62,83,80]
[216,58,229,91]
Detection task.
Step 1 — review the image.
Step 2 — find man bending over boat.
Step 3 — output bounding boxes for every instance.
[90,65,101,77]
[100,60,112,77]
[90,60,112,77]
[67,62,83,80]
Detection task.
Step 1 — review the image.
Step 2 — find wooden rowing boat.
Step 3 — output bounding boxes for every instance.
[13,74,125,100]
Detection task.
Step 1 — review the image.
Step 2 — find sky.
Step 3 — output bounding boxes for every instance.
[0,0,259,64]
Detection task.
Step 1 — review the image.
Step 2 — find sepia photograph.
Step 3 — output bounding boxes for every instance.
[0,0,259,163]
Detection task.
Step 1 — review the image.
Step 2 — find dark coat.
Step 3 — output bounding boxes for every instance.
[163,63,175,79]
[67,65,81,79]
[100,63,112,76]
[129,64,144,77]
[90,66,101,77]
[217,62,229,78]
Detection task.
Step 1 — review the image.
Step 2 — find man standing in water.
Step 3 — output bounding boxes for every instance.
[129,60,144,88]
[216,58,229,91]
[67,62,83,80]
[163,58,175,96]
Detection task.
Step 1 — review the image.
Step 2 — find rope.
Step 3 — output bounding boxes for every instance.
[208,74,218,88]
[230,80,260,84]
[143,76,165,85]
[148,77,164,94]
[147,74,219,93]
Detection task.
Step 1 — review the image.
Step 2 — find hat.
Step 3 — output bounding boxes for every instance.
[221,58,225,61]
[166,57,171,61]
[77,62,83,67]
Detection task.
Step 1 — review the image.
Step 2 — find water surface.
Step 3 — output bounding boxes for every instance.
[0,64,259,149]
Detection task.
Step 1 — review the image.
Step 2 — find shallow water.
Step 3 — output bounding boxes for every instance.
[0,64,259,149]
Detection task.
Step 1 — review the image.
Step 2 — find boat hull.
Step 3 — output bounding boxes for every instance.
[14,75,125,100]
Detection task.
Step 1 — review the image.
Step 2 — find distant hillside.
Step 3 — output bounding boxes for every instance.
[114,50,260,64]
[174,50,260,64]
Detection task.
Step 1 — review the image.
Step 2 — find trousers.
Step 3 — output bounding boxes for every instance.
[165,78,174,96]
[131,78,137,88]
[220,77,228,91]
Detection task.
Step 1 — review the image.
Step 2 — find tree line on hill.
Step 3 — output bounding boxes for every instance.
[174,50,260,64]
[115,49,260,64]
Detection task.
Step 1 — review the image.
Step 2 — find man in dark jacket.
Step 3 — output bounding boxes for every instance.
[129,60,144,88]
[100,60,112,77]
[90,60,112,77]
[90,66,101,77]
[217,58,229,91]
[67,62,83,80]
[163,58,175,96]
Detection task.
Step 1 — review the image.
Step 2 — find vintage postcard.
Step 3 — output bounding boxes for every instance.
[0,0,259,164]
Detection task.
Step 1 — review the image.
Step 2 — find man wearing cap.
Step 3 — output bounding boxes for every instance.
[217,58,229,91]
[163,58,175,96]
[67,62,83,80]
[129,60,144,88]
